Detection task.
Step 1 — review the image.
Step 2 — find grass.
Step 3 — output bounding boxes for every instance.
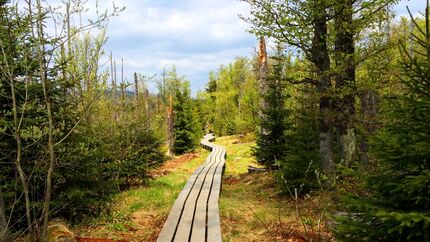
[217,135,333,242]
[74,150,209,241]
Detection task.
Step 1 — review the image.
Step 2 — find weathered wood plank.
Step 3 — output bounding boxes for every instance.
[156,164,206,242]
[173,146,221,242]
[157,134,225,242]
[157,147,217,241]
[207,147,225,242]
[190,146,223,241]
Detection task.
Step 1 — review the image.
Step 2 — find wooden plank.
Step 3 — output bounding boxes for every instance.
[157,166,205,242]
[190,146,223,241]
[157,134,225,242]
[157,144,216,242]
[207,147,225,242]
[173,146,221,242]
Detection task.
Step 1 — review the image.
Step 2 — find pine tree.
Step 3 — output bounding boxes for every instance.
[173,81,200,154]
[335,5,430,241]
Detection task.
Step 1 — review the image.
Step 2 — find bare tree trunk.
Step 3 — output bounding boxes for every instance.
[0,187,9,242]
[311,2,335,182]
[114,59,117,95]
[134,72,139,104]
[258,37,268,135]
[11,77,33,241]
[144,88,149,114]
[112,57,118,122]
[37,1,56,240]
[334,0,356,168]
[110,52,116,96]
[167,95,174,156]
[144,88,150,127]
[120,60,125,105]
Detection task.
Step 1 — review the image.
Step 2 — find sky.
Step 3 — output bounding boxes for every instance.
[55,0,428,95]
[97,0,255,94]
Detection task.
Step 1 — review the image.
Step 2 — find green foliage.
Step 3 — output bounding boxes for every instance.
[251,45,321,191]
[54,117,165,221]
[198,57,259,136]
[334,12,430,241]
[0,1,164,236]
[173,81,201,154]
[254,45,290,167]
[280,85,321,193]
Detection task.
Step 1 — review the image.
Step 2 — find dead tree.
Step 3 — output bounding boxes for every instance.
[167,95,174,156]
[258,37,268,135]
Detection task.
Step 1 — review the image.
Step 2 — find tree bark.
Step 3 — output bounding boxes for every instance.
[2,40,34,240]
[359,90,378,166]
[310,3,335,180]
[11,80,33,240]
[167,95,174,156]
[134,72,139,104]
[334,0,356,168]
[0,187,9,242]
[37,0,56,240]
[258,37,268,135]
[112,55,116,96]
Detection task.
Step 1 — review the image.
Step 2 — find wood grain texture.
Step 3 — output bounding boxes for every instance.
[157,134,226,242]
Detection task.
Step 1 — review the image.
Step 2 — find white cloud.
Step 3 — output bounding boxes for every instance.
[92,0,255,94]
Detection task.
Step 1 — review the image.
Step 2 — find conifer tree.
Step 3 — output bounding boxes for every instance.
[254,43,289,167]
[173,81,200,154]
[335,4,430,240]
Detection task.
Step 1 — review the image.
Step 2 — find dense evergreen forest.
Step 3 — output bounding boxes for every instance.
[0,0,429,241]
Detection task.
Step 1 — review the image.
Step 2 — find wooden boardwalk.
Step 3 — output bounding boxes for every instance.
[157,134,226,242]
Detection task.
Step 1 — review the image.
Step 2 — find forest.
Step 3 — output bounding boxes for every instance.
[0,0,429,241]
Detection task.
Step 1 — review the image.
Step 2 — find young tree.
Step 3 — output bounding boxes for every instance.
[335,4,430,240]
[173,81,201,154]
[254,43,289,167]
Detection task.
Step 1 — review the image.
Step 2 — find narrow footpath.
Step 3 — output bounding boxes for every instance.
[157,134,226,242]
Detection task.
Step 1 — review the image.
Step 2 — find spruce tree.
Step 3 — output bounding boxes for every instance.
[282,84,320,193]
[335,4,430,241]
[173,81,200,154]
[254,43,289,167]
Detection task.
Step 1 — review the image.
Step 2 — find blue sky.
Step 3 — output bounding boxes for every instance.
[94,0,425,94]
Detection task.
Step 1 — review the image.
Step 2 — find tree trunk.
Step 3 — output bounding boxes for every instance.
[12,87,33,240]
[310,2,335,181]
[134,72,139,104]
[37,1,56,240]
[334,0,356,167]
[144,88,149,114]
[111,55,116,96]
[359,90,378,166]
[167,95,174,156]
[2,41,34,239]
[258,37,268,135]
[0,187,9,242]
